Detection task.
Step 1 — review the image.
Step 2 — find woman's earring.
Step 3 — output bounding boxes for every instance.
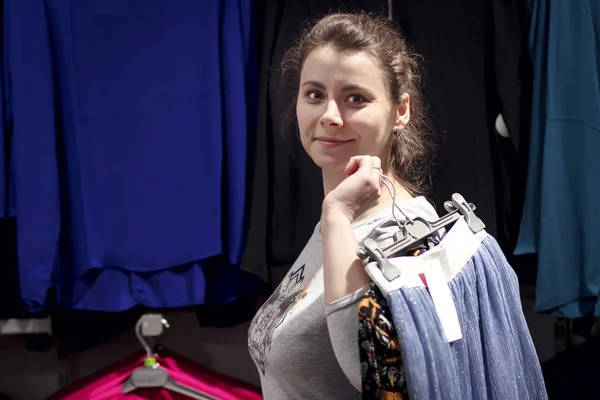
[393,126,400,135]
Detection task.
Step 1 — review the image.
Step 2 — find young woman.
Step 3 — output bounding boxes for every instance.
[248,12,437,399]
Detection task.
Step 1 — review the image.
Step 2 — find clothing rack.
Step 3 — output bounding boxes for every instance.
[0,317,52,335]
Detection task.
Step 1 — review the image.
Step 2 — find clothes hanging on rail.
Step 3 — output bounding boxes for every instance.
[0,218,24,318]
[541,334,600,400]
[241,0,389,288]
[3,0,255,312]
[48,349,264,400]
[515,0,600,317]
[358,283,409,399]
[2,0,60,313]
[0,2,8,317]
[0,1,5,221]
[358,236,439,399]
[0,21,18,313]
[390,0,532,252]
[364,218,547,399]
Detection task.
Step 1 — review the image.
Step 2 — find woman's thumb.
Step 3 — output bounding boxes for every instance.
[344,156,362,176]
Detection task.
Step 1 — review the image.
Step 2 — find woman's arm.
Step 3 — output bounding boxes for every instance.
[320,206,371,305]
[320,207,370,392]
[319,155,382,304]
[317,155,384,390]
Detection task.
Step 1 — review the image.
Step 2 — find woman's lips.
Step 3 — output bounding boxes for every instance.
[315,138,353,149]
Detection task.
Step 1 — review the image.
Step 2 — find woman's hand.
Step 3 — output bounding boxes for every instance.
[322,155,382,223]
[320,155,381,303]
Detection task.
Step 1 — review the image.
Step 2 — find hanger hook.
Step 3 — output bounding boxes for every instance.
[135,318,153,358]
[379,173,411,226]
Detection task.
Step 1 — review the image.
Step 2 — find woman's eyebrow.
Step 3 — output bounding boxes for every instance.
[301,81,374,96]
[301,80,326,89]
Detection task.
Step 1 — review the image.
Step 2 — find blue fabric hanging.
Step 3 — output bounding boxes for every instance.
[515,0,600,317]
[4,0,255,312]
[366,219,548,399]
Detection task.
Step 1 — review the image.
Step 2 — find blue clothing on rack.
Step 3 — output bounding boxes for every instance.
[3,0,61,312]
[366,220,548,399]
[4,0,254,312]
[0,17,5,220]
[515,0,600,317]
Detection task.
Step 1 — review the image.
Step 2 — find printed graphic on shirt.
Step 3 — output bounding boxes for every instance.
[248,263,310,375]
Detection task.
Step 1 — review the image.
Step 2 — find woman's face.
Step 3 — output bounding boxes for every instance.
[296,45,408,172]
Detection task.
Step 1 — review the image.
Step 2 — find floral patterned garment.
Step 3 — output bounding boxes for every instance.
[358,237,440,399]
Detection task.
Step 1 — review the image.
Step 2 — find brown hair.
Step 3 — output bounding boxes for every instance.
[281,12,434,196]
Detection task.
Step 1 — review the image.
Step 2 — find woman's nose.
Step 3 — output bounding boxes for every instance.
[320,100,343,127]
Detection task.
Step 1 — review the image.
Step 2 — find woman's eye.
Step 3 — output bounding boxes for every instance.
[306,90,323,100]
[348,94,367,103]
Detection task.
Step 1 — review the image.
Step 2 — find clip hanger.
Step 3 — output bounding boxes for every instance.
[357,176,485,281]
[384,193,484,260]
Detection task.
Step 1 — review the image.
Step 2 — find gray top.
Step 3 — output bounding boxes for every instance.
[247,197,440,399]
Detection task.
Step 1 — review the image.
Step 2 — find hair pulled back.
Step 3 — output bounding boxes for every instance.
[281,12,434,196]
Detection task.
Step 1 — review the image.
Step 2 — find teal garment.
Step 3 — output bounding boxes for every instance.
[515,0,600,317]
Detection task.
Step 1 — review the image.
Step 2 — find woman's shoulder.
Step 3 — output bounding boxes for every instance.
[353,196,440,245]
[355,196,439,229]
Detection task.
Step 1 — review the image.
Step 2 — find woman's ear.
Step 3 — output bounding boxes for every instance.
[395,93,410,129]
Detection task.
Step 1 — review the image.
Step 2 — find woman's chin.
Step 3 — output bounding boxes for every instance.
[312,154,349,171]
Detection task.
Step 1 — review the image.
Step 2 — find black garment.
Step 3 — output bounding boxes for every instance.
[242,0,531,287]
[51,307,142,353]
[358,283,409,399]
[241,0,389,287]
[391,0,532,252]
[542,335,600,400]
[0,218,20,318]
[196,295,262,329]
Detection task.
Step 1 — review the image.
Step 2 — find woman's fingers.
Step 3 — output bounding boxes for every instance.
[355,156,382,198]
[370,156,382,177]
[344,156,361,176]
[328,155,386,220]
[369,157,382,196]
[343,156,383,199]
[345,155,381,176]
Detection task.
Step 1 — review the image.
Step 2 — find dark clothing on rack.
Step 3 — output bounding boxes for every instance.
[0,218,19,318]
[391,0,532,252]
[51,307,142,354]
[0,0,5,221]
[241,0,390,288]
[196,271,271,329]
[542,335,600,400]
[242,0,531,288]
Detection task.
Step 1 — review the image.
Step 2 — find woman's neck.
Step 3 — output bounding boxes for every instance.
[322,169,347,197]
[321,168,414,223]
